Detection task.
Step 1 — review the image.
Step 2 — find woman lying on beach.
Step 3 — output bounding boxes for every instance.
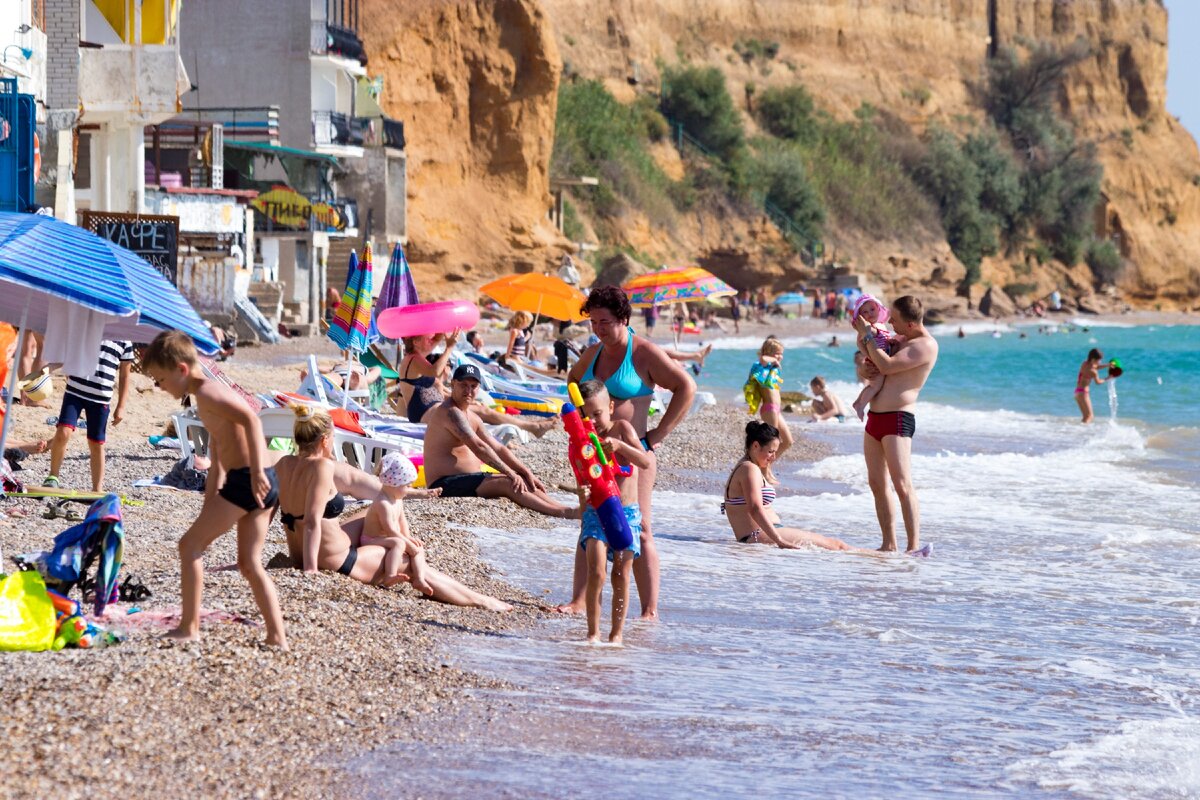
[274,404,511,610]
[723,421,857,551]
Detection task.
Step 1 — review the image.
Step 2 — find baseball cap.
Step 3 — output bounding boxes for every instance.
[452,364,483,383]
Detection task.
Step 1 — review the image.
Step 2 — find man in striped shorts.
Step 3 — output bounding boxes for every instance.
[45,339,134,492]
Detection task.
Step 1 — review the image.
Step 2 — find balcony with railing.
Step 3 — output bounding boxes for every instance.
[310,0,365,66]
[313,110,365,151]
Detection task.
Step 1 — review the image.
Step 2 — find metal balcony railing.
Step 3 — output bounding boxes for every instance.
[310,19,365,64]
[313,110,365,148]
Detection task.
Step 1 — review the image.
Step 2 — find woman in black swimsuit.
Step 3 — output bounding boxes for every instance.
[396,332,459,422]
[274,405,512,608]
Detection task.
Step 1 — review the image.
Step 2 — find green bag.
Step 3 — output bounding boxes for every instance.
[0,571,57,652]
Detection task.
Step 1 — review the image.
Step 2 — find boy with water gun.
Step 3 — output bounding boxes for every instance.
[571,379,651,644]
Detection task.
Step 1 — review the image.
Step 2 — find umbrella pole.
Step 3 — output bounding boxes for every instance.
[0,306,30,478]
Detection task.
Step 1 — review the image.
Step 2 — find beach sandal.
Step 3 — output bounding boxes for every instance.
[42,503,84,522]
[118,575,153,602]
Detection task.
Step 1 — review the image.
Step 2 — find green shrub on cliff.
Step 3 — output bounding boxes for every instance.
[660,65,746,166]
[1086,239,1123,284]
[756,85,818,144]
[553,79,676,225]
[912,127,998,285]
[748,141,824,244]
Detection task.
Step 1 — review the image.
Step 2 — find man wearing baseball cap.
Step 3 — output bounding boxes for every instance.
[421,364,579,518]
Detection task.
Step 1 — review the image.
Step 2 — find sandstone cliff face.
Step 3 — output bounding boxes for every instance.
[546,0,1200,307]
[359,0,572,299]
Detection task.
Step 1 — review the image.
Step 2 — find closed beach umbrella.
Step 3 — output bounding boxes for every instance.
[376,242,419,351]
[327,244,379,408]
[377,241,419,312]
[480,272,588,323]
[0,211,219,467]
[622,265,737,308]
[327,245,378,354]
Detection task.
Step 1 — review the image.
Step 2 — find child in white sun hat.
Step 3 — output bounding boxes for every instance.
[362,452,441,593]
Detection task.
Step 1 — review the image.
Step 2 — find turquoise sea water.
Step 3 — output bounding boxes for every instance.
[356,321,1200,799]
[696,320,1199,431]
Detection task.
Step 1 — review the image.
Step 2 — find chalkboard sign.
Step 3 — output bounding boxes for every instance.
[78,211,180,285]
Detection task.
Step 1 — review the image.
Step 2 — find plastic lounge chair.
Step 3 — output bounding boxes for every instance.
[257,407,420,473]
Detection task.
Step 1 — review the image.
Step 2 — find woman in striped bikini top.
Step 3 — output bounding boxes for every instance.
[721,420,858,552]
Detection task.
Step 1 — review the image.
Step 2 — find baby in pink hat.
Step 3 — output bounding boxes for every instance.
[361,452,442,594]
[850,295,898,421]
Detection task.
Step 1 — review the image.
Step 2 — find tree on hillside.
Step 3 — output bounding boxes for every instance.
[984,38,1090,132]
[660,65,746,164]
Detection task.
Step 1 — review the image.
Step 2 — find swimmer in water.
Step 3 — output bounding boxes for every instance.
[1074,347,1114,424]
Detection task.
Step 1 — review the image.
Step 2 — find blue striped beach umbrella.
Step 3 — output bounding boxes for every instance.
[0,211,220,464]
[378,241,419,313]
[0,213,219,351]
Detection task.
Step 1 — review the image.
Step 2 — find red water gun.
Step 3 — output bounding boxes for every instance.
[562,383,634,551]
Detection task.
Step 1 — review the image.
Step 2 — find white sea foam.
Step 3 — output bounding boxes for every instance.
[928,321,1017,337]
[1008,717,1200,797]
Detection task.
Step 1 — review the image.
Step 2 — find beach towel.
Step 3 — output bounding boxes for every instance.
[34,494,124,616]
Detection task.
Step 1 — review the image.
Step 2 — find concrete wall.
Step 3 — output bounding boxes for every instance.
[338,147,406,243]
[178,254,238,313]
[179,0,312,150]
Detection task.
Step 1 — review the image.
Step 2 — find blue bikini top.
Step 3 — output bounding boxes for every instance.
[581,327,654,400]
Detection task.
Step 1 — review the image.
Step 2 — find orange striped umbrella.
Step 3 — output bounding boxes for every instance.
[621,266,736,308]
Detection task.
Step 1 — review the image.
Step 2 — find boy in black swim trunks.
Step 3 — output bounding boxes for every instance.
[142,331,288,649]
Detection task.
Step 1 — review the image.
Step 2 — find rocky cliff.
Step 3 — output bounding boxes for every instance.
[364,0,1200,309]
[548,0,1200,308]
[358,0,572,298]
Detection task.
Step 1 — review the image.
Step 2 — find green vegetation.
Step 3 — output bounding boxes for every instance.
[1003,281,1039,298]
[749,141,824,243]
[1085,239,1122,284]
[756,85,818,143]
[561,199,585,242]
[553,79,678,225]
[733,39,780,64]
[660,65,746,166]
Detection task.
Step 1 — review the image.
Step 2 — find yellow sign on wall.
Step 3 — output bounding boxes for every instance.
[251,186,345,231]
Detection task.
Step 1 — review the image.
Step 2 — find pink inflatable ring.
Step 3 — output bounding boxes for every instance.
[378,300,481,339]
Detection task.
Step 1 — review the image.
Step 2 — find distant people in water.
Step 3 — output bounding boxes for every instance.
[957,327,966,339]
[1074,348,1115,424]
[722,421,857,550]
[827,336,840,347]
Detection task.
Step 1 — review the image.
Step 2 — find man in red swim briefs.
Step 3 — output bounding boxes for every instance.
[853,296,939,553]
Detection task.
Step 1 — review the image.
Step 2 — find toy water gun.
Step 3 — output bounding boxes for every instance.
[562,383,634,551]
[1107,357,1123,379]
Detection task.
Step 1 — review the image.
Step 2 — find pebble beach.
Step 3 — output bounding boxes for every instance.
[0,325,828,799]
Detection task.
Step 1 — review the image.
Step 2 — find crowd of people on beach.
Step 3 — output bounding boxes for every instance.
[9,276,1121,649]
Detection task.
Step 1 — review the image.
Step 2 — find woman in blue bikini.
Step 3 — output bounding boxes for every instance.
[723,421,857,551]
[558,285,697,619]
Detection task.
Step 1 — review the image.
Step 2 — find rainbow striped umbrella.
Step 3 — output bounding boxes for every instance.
[327,244,379,354]
[621,266,737,308]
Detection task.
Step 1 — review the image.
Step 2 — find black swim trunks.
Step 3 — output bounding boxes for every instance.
[337,547,357,576]
[428,472,491,498]
[218,466,280,512]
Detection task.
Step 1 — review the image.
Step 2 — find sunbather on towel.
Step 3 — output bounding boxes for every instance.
[422,364,579,519]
